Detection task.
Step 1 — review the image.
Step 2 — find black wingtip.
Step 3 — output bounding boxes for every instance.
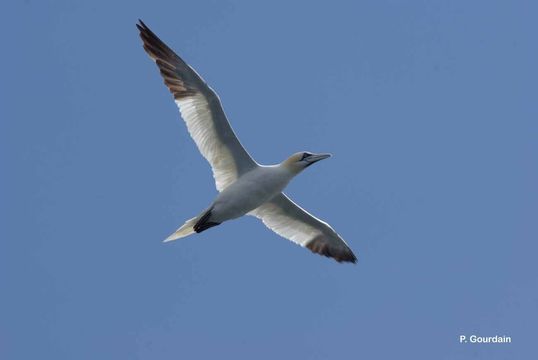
[338,252,358,264]
[137,19,150,33]
[306,235,358,264]
[350,252,358,264]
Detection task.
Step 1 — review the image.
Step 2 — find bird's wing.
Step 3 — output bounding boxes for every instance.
[137,20,258,191]
[249,193,357,263]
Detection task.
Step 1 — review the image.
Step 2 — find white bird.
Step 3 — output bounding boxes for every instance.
[137,20,357,263]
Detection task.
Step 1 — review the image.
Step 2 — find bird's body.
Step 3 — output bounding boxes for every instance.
[137,20,357,263]
[212,165,292,223]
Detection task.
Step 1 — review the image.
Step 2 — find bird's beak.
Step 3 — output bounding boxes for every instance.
[305,153,332,164]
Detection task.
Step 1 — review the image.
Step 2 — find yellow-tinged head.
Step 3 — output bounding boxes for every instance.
[281,152,332,173]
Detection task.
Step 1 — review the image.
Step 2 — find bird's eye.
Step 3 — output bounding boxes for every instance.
[300,153,311,161]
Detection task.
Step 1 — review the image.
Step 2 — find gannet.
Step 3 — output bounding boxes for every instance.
[137,20,357,263]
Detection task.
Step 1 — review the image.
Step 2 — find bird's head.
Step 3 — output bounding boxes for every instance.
[281,151,332,174]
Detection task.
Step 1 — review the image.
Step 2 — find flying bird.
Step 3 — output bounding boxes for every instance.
[137,20,357,263]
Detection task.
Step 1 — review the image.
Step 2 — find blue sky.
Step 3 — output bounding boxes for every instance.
[2,0,537,359]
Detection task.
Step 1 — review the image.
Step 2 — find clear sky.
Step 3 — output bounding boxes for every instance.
[2,0,537,359]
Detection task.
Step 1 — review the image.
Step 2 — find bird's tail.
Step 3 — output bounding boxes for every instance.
[163,216,199,242]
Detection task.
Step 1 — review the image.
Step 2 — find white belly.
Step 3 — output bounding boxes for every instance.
[210,167,291,223]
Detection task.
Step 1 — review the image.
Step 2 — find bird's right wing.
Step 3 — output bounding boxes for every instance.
[137,20,258,191]
[249,193,357,263]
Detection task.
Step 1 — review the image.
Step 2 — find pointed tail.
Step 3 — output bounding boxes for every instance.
[163,217,198,242]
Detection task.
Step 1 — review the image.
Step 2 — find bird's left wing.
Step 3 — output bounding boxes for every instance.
[249,193,357,263]
[137,20,258,191]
